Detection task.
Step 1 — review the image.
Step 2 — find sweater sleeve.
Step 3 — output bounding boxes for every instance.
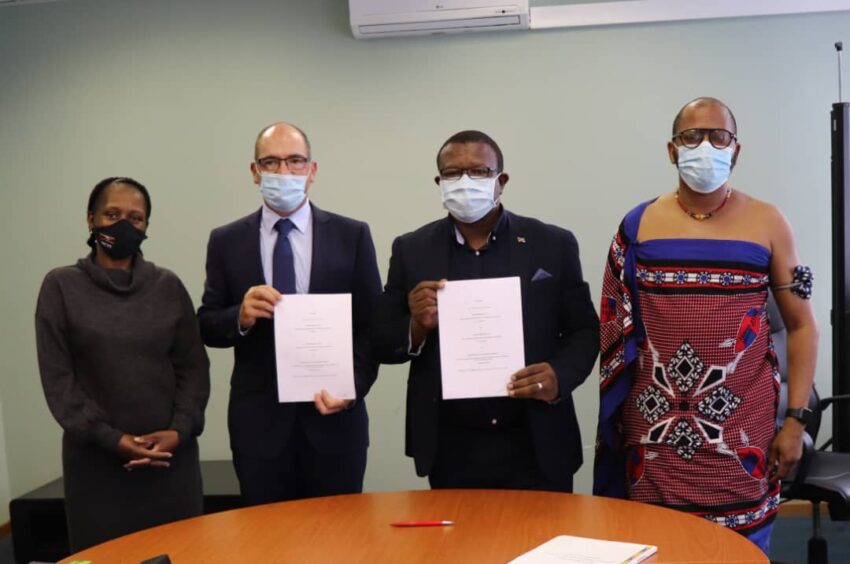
[35,272,123,452]
[168,279,211,444]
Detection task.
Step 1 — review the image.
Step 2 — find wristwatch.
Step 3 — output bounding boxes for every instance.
[785,407,813,426]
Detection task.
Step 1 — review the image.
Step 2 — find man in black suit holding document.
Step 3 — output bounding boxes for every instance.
[373,130,599,491]
[198,122,381,505]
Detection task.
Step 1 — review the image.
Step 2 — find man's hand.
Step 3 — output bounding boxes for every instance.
[408,279,446,348]
[767,419,805,484]
[507,363,560,402]
[239,285,282,330]
[116,432,175,471]
[314,389,353,415]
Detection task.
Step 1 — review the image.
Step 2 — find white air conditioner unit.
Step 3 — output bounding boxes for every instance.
[0,0,64,6]
[350,0,529,39]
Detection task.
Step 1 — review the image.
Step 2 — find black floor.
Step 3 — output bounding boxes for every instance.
[0,516,848,564]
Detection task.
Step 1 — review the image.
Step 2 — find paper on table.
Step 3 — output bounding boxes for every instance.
[509,535,657,564]
[274,293,355,403]
[437,277,525,399]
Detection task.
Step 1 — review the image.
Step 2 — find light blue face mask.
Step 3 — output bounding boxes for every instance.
[676,142,734,194]
[440,174,499,223]
[259,172,308,213]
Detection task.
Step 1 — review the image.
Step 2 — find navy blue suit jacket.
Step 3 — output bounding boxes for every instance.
[198,204,381,459]
[372,211,600,484]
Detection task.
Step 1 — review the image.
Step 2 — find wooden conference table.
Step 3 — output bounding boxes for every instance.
[61,489,767,563]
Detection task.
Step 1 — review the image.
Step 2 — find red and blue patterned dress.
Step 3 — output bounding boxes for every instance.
[594,200,780,552]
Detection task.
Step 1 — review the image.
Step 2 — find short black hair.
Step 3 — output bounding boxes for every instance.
[254,122,312,160]
[87,177,152,219]
[672,97,738,136]
[436,130,504,172]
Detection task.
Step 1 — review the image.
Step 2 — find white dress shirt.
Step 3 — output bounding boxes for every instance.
[260,200,313,295]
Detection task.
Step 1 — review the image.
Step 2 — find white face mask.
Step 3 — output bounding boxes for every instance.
[676,141,734,194]
[259,172,307,213]
[440,174,499,224]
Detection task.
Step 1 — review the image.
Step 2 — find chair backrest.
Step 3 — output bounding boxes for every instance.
[769,291,822,440]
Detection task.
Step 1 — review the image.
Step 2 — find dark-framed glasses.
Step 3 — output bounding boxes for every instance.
[439,167,500,181]
[672,128,737,150]
[256,155,310,173]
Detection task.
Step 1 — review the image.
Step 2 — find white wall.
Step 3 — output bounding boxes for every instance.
[0,0,844,502]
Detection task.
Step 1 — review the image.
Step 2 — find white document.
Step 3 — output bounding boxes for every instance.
[437,277,525,399]
[274,293,355,403]
[509,535,657,564]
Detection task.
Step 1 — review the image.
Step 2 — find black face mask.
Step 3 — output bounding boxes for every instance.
[89,219,147,260]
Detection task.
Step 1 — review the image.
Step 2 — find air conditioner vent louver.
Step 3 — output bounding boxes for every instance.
[350,1,529,39]
[0,0,65,6]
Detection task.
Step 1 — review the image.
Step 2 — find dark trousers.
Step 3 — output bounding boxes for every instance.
[232,417,367,506]
[428,422,573,493]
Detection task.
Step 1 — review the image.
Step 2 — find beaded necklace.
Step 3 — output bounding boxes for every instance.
[675,188,732,221]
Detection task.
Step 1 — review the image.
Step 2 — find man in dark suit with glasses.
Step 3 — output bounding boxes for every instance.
[373,130,599,491]
[198,122,382,504]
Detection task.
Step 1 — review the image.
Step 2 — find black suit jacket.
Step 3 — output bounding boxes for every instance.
[373,210,599,483]
[198,204,381,459]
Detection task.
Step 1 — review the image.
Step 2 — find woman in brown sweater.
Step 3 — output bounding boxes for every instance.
[35,177,210,551]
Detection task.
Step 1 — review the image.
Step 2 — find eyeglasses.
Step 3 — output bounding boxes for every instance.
[672,128,737,150]
[438,167,500,181]
[256,155,310,174]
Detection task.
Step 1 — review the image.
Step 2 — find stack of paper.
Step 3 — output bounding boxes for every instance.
[510,535,657,564]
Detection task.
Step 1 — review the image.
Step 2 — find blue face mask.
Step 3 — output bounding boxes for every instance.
[259,172,308,213]
[440,174,499,224]
[676,142,734,194]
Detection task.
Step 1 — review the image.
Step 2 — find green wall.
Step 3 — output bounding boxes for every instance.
[0,0,845,521]
[0,397,9,523]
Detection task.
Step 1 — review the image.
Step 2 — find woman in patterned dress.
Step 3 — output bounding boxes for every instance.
[594,98,818,554]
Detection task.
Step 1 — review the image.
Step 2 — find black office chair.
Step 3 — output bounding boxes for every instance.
[769,294,850,564]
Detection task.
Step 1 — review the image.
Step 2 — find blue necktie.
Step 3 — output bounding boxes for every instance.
[273,219,296,294]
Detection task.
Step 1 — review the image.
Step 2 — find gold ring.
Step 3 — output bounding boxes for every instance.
[537,382,543,391]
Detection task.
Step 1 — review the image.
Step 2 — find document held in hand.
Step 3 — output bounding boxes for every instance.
[509,535,657,564]
[274,293,355,403]
[437,277,525,399]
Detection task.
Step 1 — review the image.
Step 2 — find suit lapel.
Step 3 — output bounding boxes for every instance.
[507,212,532,299]
[308,203,330,293]
[244,209,266,286]
[426,217,452,282]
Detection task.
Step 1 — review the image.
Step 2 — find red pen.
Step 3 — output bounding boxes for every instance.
[390,520,454,527]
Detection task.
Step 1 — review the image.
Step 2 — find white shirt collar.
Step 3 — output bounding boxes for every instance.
[261,199,312,235]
